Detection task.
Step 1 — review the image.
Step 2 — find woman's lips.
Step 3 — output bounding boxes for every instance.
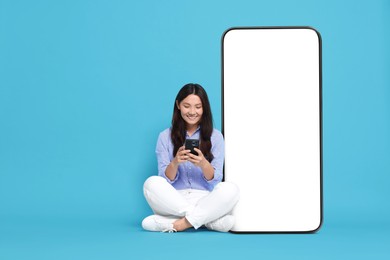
[187,115,198,120]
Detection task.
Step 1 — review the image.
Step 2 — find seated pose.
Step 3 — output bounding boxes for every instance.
[142,83,240,233]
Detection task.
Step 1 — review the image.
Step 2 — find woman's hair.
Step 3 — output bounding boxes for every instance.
[171,83,214,162]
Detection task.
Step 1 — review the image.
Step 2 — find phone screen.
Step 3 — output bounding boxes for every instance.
[223,27,322,233]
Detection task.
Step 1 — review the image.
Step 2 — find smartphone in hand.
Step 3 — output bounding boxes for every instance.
[185,139,199,156]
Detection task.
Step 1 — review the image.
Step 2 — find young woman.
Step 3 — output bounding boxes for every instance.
[142,83,240,233]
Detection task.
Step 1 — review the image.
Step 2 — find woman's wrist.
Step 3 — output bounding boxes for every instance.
[165,160,179,181]
[199,159,209,170]
[200,160,214,180]
[171,160,179,169]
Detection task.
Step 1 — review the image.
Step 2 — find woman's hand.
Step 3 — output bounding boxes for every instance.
[173,146,191,166]
[165,146,190,181]
[187,148,207,168]
[188,148,214,180]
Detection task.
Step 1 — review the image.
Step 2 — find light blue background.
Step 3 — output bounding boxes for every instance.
[1,0,389,259]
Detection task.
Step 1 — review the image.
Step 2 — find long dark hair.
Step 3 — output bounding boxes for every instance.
[171,83,214,162]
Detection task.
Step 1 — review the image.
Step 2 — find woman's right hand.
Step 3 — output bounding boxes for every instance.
[173,146,191,166]
[165,146,190,181]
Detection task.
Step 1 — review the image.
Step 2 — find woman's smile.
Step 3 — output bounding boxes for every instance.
[186,114,198,120]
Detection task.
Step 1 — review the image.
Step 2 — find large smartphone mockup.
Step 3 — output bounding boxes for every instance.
[222,27,322,233]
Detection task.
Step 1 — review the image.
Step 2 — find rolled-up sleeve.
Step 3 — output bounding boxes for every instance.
[203,130,225,187]
[155,130,178,183]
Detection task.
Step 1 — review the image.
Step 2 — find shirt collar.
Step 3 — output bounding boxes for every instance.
[186,125,201,137]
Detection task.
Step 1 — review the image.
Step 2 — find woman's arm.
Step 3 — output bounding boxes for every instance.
[199,158,215,181]
[188,148,215,181]
[165,159,179,181]
[165,146,190,181]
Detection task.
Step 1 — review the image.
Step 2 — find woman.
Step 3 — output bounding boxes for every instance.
[142,83,240,232]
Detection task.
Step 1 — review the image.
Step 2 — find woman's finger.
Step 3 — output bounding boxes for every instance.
[180,149,191,156]
[191,150,203,160]
[188,154,201,162]
[187,153,196,159]
[179,154,189,160]
[193,148,203,156]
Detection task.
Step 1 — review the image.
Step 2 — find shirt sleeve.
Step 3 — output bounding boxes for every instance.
[203,129,225,186]
[156,130,179,183]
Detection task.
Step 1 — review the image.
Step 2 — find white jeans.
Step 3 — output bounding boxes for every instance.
[143,176,240,229]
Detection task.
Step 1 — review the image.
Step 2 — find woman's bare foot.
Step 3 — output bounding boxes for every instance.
[173,217,193,231]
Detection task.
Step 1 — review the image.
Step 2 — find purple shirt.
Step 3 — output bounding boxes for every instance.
[155,127,225,191]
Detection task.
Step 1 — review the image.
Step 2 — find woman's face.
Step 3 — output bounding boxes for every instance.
[177,94,203,128]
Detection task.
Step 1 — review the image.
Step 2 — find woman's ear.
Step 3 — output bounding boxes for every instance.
[176,100,180,110]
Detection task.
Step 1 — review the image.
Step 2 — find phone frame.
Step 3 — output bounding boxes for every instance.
[221,26,323,234]
[185,139,200,156]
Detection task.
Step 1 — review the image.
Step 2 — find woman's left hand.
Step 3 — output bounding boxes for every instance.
[188,148,215,181]
[187,148,208,168]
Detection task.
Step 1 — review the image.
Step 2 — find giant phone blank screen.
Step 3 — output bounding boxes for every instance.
[222,27,322,233]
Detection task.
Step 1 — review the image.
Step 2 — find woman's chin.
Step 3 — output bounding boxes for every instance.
[185,120,200,128]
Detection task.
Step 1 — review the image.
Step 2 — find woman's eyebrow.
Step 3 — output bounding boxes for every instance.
[182,102,202,106]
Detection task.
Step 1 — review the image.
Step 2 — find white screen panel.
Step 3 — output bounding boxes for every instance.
[223,27,322,232]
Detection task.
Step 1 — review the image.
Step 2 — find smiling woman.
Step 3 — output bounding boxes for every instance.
[171,84,213,164]
[141,83,240,233]
[176,94,203,135]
